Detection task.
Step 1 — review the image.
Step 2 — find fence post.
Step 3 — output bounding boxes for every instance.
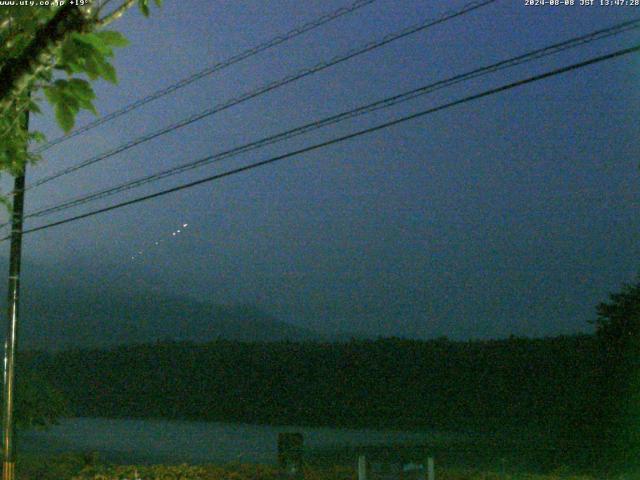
[358,454,367,480]
[427,457,434,480]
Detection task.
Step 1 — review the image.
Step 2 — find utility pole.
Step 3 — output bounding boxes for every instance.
[1,103,29,480]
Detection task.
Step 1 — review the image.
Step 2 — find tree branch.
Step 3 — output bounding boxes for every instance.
[0,4,91,112]
[95,0,136,27]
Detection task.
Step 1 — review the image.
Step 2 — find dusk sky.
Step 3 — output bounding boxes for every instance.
[1,0,639,342]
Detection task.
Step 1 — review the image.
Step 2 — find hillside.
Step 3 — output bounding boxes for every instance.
[1,279,319,349]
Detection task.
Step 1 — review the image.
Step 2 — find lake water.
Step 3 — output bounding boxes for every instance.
[17,417,459,464]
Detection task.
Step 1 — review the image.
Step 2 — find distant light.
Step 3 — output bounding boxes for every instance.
[172,232,176,236]
[176,229,181,233]
[183,223,188,228]
[155,242,159,245]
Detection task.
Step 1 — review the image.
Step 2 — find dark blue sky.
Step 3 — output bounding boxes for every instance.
[2,0,640,341]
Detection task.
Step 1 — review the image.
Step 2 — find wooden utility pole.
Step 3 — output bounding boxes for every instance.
[1,105,29,480]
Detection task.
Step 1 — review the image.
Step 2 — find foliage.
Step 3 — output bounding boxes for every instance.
[72,463,209,480]
[436,471,594,480]
[0,359,68,429]
[44,29,129,129]
[594,278,640,354]
[14,365,68,429]
[18,452,91,480]
[69,463,357,480]
[588,278,640,470]
[0,0,161,180]
[13,456,605,480]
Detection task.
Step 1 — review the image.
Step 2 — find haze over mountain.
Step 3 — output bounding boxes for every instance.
[0,260,332,351]
[0,250,600,350]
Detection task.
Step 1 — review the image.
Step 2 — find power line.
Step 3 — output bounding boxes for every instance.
[16,18,640,223]
[32,0,379,154]
[23,0,496,193]
[6,43,638,241]
[2,0,378,147]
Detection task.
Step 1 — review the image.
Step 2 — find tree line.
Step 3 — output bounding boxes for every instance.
[23,335,597,434]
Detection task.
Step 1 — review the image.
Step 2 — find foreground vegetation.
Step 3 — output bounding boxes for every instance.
[13,454,606,480]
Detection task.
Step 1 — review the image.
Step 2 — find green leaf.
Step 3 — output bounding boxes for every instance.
[43,79,98,131]
[98,61,118,84]
[76,96,98,115]
[138,0,150,17]
[29,131,46,144]
[43,85,61,105]
[95,30,129,48]
[26,151,42,166]
[82,55,101,80]
[0,194,11,213]
[55,104,74,132]
[72,32,113,57]
[35,68,53,83]
[59,40,98,77]
[27,99,41,115]
[154,0,163,5]
[67,79,95,102]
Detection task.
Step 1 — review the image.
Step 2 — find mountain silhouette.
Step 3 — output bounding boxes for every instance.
[0,261,320,350]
